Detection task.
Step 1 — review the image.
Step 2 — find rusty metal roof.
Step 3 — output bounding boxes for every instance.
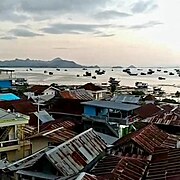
[4,147,53,172]
[146,148,180,179]
[113,124,179,153]
[29,85,49,94]
[40,119,76,131]
[29,127,77,144]
[91,155,148,180]
[142,111,180,126]
[74,172,99,180]
[45,128,107,176]
[60,89,94,100]
[134,103,161,118]
[78,83,103,91]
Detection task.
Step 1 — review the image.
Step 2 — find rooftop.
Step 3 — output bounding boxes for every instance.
[82,100,140,111]
[113,124,179,153]
[45,128,107,176]
[111,95,141,104]
[60,89,94,101]
[0,93,20,101]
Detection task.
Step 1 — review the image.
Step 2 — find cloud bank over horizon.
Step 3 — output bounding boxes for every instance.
[0,0,179,66]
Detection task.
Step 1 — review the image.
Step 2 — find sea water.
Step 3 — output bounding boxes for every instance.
[11,67,180,94]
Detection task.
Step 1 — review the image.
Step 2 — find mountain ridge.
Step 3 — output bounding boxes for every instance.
[0,57,83,68]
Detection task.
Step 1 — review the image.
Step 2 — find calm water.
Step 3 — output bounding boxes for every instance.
[12,67,180,94]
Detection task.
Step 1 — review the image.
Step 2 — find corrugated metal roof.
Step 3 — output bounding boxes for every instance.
[29,127,77,144]
[113,124,179,153]
[134,103,161,118]
[82,100,140,111]
[45,128,107,176]
[111,95,141,104]
[40,120,76,132]
[146,148,180,179]
[91,155,148,180]
[4,147,53,171]
[74,172,99,180]
[60,89,94,100]
[142,111,180,126]
[16,170,59,180]
[29,85,49,94]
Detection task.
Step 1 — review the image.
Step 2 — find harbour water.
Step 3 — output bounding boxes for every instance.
[11,67,180,94]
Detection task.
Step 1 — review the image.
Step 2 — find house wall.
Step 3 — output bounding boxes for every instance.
[43,89,56,96]
[31,137,49,153]
[84,106,96,116]
[0,80,12,89]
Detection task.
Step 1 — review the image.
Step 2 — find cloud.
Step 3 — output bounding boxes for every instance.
[9,29,43,37]
[95,10,132,20]
[41,23,110,35]
[53,47,79,50]
[0,36,17,40]
[131,0,158,14]
[20,0,108,13]
[129,21,162,29]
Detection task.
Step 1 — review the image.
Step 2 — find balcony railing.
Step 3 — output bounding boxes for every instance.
[0,139,19,148]
[83,114,129,125]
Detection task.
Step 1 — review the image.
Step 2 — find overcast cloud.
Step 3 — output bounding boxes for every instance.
[1,0,178,66]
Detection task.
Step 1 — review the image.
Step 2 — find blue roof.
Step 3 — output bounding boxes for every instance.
[0,93,20,101]
[81,100,140,111]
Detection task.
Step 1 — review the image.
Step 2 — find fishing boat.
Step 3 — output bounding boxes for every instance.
[158,77,166,80]
[135,82,148,89]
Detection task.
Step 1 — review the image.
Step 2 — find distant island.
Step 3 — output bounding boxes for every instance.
[0,57,83,68]
[112,66,123,68]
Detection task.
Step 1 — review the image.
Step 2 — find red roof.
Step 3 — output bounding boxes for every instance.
[40,119,76,132]
[91,155,148,180]
[60,89,94,100]
[29,127,77,143]
[146,148,180,179]
[0,99,37,115]
[79,83,103,91]
[142,111,180,126]
[113,124,179,153]
[134,103,161,118]
[29,85,49,94]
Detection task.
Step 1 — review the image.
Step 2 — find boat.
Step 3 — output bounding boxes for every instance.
[164,70,168,73]
[64,69,67,71]
[56,68,60,71]
[95,69,105,75]
[82,68,87,70]
[158,77,166,80]
[108,77,120,85]
[157,69,161,72]
[135,82,148,89]
[49,72,53,75]
[44,70,47,73]
[83,71,91,76]
[92,76,96,79]
[169,72,174,75]
[140,72,146,75]
[128,72,138,76]
[77,74,80,77]
[123,68,130,73]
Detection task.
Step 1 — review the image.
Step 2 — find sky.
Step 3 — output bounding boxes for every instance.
[0,0,180,67]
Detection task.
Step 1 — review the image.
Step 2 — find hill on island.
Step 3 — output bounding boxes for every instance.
[0,57,82,68]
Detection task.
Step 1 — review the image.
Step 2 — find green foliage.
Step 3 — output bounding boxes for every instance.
[131,91,145,96]
[161,98,177,103]
[175,91,180,97]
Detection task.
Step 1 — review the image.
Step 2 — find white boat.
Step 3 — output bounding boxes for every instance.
[135,82,148,89]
